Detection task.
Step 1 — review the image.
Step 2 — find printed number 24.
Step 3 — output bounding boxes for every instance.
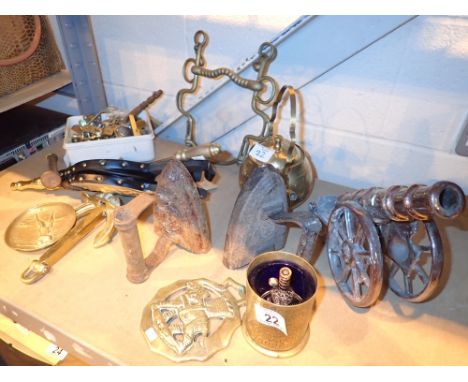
[51,346,64,356]
[265,313,279,326]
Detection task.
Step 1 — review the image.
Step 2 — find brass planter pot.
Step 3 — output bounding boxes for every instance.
[242,251,318,357]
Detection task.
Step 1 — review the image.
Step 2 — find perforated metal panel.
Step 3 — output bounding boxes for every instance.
[56,16,107,115]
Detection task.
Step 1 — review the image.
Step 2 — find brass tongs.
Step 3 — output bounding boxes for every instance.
[20,193,120,284]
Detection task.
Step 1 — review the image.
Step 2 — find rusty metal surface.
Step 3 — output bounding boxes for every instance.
[114,160,211,283]
[223,166,288,270]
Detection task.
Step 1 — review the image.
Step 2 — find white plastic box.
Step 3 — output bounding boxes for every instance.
[63,114,156,166]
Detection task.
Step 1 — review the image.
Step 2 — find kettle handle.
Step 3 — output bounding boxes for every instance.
[268,85,297,163]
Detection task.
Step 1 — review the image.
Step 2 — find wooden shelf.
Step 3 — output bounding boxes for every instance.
[1,139,468,365]
[0,70,72,114]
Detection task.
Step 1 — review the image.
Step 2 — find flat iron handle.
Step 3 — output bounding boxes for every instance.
[296,230,320,263]
[114,193,154,283]
[271,210,322,263]
[144,235,173,270]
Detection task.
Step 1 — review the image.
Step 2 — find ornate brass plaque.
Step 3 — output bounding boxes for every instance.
[5,202,77,251]
[141,278,245,362]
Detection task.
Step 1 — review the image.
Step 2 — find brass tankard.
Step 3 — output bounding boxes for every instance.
[243,251,318,357]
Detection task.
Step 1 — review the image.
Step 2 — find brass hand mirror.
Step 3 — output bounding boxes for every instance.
[5,201,94,251]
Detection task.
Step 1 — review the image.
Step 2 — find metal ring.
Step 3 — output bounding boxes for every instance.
[182,58,197,84]
[383,185,409,222]
[255,76,277,105]
[404,184,428,220]
[194,30,208,46]
[258,42,277,62]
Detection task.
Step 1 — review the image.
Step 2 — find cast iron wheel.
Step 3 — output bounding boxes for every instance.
[327,201,384,308]
[383,220,443,303]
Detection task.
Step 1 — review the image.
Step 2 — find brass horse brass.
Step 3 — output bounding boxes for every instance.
[141,278,245,362]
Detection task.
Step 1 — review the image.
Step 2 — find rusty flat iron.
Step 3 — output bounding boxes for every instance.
[223,166,289,269]
[224,165,323,270]
[114,160,211,283]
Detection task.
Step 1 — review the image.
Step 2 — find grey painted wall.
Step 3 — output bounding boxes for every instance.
[43,15,468,191]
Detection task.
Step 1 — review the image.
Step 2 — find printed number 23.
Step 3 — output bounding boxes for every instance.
[265,313,279,326]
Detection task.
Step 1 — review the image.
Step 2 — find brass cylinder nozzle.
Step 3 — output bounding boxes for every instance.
[175,143,221,161]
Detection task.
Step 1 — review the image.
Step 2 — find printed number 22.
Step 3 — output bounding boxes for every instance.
[265,313,279,326]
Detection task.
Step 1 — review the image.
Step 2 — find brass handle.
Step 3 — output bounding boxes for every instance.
[175,143,221,161]
[20,260,50,284]
[20,206,105,284]
[269,85,297,143]
[269,85,297,163]
[10,178,48,191]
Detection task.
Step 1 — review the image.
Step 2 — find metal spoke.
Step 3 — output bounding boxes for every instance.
[355,254,369,273]
[337,218,348,242]
[351,267,362,300]
[337,264,351,283]
[330,250,344,269]
[414,264,429,285]
[355,255,371,288]
[362,273,370,288]
[344,208,355,241]
[354,246,369,256]
[416,244,431,253]
[354,225,366,246]
[389,261,400,278]
[404,274,413,295]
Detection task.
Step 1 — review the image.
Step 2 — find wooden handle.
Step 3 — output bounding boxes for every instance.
[40,154,62,189]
